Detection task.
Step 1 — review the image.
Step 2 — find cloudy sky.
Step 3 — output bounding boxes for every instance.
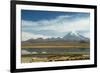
[21,10,90,41]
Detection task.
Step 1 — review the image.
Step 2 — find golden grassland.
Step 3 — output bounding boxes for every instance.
[22,42,90,49]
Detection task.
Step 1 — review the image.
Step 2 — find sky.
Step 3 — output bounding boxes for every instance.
[21,10,90,41]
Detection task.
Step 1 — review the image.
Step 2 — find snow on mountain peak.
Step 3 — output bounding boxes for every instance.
[63,31,89,42]
[68,31,80,36]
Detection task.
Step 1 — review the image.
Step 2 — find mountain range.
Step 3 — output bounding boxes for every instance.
[22,31,89,43]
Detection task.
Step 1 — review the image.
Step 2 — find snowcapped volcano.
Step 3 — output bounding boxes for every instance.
[63,31,89,42]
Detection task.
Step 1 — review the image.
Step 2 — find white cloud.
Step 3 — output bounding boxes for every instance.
[22,15,89,31]
[22,15,72,27]
[82,32,90,38]
[60,18,90,32]
[22,15,90,39]
[22,32,51,41]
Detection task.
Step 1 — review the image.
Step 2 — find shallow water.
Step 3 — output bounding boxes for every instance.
[21,48,90,55]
